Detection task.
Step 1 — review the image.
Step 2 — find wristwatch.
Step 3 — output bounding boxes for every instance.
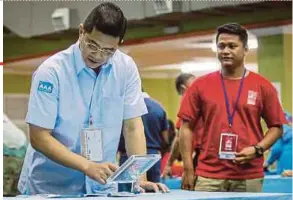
[254,145,264,157]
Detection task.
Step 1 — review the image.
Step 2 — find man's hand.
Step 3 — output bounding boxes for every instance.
[181,169,195,191]
[161,165,172,179]
[234,146,256,164]
[282,170,292,177]
[84,162,118,184]
[139,181,170,193]
[263,162,269,172]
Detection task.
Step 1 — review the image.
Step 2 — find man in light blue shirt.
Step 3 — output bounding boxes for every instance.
[18,2,168,195]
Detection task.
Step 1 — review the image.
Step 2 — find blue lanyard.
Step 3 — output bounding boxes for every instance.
[88,77,98,127]
[220,69,246,128]
[88,67,103,127]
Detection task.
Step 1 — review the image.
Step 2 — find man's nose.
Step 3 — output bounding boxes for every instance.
[91,52,106,60]
[222,46,231,54]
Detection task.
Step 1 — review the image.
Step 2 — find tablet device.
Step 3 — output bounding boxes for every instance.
[107,154,161,183]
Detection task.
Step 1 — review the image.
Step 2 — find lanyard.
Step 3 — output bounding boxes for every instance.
[88,67,103,127]
[88,78,97,127]
[220,69,246,128]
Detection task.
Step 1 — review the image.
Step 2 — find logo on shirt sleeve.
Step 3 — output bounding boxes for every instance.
[247,90,257,105]
[38,81,53,93]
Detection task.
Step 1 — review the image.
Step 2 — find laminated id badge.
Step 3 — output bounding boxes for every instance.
[80,128,103,161]
[219,133,238,160]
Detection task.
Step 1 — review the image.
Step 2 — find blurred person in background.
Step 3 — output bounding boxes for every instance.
[18,2,168,195]
[175,73,195,96]
[160,120,184,178]
[161,119,176,157]
[161,73,194,178]
[118,89,169,183]
[264,111,292,175]
[178,23,287,192]
[3,113,28,196]
[162,73,204,183]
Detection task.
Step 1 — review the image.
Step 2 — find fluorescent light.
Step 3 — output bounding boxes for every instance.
[248,38,258,49]
[211,44,217,52]
[181,61,220,73]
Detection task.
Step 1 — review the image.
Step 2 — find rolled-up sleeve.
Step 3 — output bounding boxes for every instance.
[26,66,59,129]
[123,58,147,120]
[177,83,201,123]
[261,82,287,128]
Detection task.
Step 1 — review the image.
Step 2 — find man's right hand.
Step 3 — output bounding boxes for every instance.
[181,169,195,191]
[84,162,118,184]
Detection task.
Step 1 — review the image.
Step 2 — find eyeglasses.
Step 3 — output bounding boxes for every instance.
[82,35,117,56]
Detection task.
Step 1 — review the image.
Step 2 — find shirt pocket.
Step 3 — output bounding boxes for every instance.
[102,96,124,127]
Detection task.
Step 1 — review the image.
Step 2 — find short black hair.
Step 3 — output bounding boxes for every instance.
[216,23,248,48]
[83,2,127,43]
[175,73,195,95]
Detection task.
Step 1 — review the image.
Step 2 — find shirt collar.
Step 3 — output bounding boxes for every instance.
[73,41,113,76]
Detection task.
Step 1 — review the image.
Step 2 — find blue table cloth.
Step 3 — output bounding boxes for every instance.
[4,190,292,200]
[262,175,292,193]
[161,175,292,193]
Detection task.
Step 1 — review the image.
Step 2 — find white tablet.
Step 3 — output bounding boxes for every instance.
[107,154,161,183]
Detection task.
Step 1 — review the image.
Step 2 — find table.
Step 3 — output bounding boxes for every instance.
[162,175,292,193]
[262,175,292,193]
[4,190,292,200]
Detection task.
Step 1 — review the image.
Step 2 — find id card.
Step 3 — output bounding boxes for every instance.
[219,133,238,160]
[80,128,103,161]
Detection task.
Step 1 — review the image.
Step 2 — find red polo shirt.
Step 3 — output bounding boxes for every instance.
[178,71,287,179]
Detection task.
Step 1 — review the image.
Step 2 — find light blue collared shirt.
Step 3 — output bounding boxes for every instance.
[18,42,147,195]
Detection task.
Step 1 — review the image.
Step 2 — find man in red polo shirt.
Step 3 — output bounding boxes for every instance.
[178,23,287,192]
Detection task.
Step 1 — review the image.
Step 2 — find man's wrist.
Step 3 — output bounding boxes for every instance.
[183,163,194,172]
[139,174,147,182]
[254,145,264,157]
[79,158,91,173]
[256,143,265,150]
[182,155,193,169]
[183,168,194,173]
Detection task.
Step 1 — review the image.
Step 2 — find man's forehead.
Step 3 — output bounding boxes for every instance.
[218,33,241,43]
[85,29,120,48]
[85,35,108,45]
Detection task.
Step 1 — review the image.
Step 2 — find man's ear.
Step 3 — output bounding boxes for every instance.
[180,84,187,94]
[78,24,84,39]
[243,45,249,57]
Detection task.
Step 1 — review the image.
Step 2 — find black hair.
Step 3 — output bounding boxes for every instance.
[216,23,248,48]
[83,2,127,43]
[175,73,195,95]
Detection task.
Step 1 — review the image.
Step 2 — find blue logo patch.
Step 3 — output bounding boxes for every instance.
[38,81,53,93]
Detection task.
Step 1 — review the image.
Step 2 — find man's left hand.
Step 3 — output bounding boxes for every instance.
[234,146,256,164]
[139,181,170,193]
